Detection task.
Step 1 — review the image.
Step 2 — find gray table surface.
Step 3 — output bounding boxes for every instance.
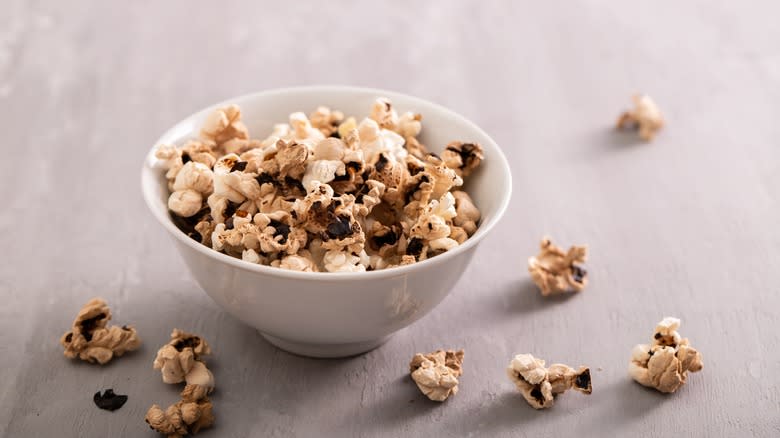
[2,1,779,437]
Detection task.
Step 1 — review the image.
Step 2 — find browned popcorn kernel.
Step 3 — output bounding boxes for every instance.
[153,329,214,391]
[507,354,591,410]
[409,349,465,402]
[60,298,141,365]
[441,141,484,177]
[629,317,703,393]
[616,94,664,141]
[145,384,215,438]
[528,237,588,296]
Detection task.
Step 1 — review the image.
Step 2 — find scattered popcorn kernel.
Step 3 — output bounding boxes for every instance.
[409,349,464,402]
[441,141,484,177]
[616,94,664,141]
[60,298,141,365]
[629,317,703,393]
[507,353,591,409]
[528,237,588,296]
[145,384,215,438]
[158,98,484,272]
[153,329,214,392]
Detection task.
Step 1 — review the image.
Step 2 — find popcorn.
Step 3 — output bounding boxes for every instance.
[441,141,484,177]
[168,162,214,217]
[145,384,214,438]
[616,94,664,141]
[200,104,249,147]
[309,106,344,137]
[147,330,216,437]
[60,298,141,365]
[629,317,703,393]
[507,353,592,409]
[153,329,214,391]
[157,98,484,272]
[409,349,464,402]
[452,191,480,236]
[528,237,588,296]
[396,112,422,139]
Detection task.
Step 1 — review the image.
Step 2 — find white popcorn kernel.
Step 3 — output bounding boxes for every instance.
[302,160,346,192]
[277,254,317,272]
[357,118,407,164]
[290,111,325,145]
[323,250,365,272]
[396,112,422,138]
[200,104,249,146]
[409,350,464,402]
[452,191,480,236]
[173,162,214,194]
[616,94,664,141]
[168,189,203,218]
[242,248,261,264]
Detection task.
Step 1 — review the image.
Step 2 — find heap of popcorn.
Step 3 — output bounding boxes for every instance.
[154,98,484,272]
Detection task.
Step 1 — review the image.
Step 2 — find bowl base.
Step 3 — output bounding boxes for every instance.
[260,333,393,358]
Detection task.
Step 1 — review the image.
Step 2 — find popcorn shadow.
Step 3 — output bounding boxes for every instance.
[585,378,669,432]
[358,375,450,429]
[579,127,649,160]
[493,278,580,316]
[447,392,545,434]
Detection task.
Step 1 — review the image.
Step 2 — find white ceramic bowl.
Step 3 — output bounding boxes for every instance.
[141,86,511,357]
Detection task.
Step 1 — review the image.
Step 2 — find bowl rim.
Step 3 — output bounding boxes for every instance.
[141,85,512,282]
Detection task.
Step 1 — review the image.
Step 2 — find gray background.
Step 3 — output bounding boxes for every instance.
[1,1,778,437]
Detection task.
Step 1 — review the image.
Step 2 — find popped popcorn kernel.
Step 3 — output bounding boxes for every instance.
[153,329,214,391]
[310,106,344,137]
[409,349,464,402]
[507,353,591,409]
[629,317,703,393]
[145,384,214,438]
[441,141,484,177]
[616,94,664,141]
[200,104,249,147]
[528,237,588,296]
[158,97,484,272]
[60,298,141,365]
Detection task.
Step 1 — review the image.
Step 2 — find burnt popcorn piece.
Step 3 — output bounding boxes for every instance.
[60,298,141,365]
[326,215,353,239]
[406,237,425,258]
[507,354,592,409]
[94,389,128,412]
[255,172,277,186]
[527,237,589,296]
[230,160,248,172]
[375,153,389,172]
[269,219,291,243]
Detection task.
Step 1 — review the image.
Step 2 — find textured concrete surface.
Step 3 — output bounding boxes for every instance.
[1,1,779,437]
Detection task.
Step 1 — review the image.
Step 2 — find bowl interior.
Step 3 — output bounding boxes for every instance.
[142,86,512,275]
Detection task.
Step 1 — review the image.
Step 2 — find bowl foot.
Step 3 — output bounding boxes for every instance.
[260,333,393,358]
